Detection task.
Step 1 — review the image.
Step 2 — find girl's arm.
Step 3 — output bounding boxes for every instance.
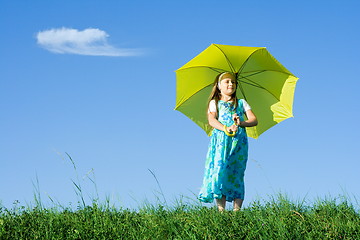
[240,110,258,127]
[208,112,238,132]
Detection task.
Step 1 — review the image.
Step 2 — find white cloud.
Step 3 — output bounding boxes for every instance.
[36,27,142,56]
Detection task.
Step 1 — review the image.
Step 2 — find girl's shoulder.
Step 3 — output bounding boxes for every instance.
[237,99,245,107]
[209,99,216,108]
[238,99,251,111]
[208,99,217,113]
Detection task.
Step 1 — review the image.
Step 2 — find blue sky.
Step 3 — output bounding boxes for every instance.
[1,0,359,210]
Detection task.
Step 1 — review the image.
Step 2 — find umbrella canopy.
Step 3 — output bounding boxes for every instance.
[175,44,298,139]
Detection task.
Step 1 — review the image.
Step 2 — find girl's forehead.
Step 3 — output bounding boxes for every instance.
[220,78,236,82]
[219,72,235,81]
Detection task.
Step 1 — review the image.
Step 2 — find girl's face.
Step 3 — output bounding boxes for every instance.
[219,78,236,96]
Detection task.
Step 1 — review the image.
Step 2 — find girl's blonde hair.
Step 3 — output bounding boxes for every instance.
[207,72,238,116]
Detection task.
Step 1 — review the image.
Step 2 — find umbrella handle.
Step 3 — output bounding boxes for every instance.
[223,125,236,137]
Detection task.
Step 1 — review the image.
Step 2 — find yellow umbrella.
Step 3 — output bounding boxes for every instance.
[175,44,298,139]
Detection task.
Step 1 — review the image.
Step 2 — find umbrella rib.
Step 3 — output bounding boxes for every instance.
[239,69,295,77]
[238,70,267,89]
[237,79,249,103]
[177,66,227,73]
[240,76,280,101]
[237,48,261,74]
[237,70,281,102]
[213,44,236,73]
[236,70,265,102]
[238,69,295,102]
[239,80,265,89]
[238,70,266,80]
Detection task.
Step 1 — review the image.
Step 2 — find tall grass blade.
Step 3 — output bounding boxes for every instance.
[148,168,167,206]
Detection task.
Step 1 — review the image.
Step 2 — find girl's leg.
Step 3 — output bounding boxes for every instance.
[216,196,226,211]
[233,198,243,211]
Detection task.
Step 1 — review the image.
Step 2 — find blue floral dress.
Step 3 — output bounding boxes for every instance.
[198,99,249,203]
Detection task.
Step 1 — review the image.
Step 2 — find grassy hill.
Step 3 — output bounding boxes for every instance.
[1,195,359,239]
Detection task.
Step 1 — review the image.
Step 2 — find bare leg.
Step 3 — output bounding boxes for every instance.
[216,196,226,211]
[233,199,243,211]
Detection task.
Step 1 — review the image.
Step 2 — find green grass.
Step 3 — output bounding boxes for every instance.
[1,194,359,239]
[2,155,358,239]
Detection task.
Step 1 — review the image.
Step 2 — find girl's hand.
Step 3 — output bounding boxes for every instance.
[232,114,241,126]
[227,124,238,133]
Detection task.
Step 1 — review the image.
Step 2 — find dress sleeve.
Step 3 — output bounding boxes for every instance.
[208,100,216,113]
[241,99,251,112]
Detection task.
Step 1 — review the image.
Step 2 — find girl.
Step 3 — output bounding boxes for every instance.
[198,72,258,211]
